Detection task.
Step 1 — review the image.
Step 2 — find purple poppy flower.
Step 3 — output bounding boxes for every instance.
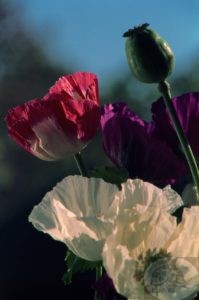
[152,92,199,159]
[101,103,186,187]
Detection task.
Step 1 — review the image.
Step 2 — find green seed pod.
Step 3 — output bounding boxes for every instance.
[123,23,175,83]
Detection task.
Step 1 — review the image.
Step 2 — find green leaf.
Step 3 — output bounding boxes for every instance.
[89,166,128,188]
[62,250,102,285]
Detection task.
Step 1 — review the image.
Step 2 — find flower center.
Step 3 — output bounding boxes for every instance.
[134,248,171,283]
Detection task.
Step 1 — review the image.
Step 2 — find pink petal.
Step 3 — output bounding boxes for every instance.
[5,92,100,160]
[48,72,99,105]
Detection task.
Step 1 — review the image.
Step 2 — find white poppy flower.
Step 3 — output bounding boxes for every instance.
[103,207,199,300]
[29,175,120,261]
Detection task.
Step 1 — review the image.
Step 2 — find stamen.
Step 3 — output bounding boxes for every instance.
[134,248,171,283]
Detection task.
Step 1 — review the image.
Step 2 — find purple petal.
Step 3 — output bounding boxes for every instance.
[152,92,199,158]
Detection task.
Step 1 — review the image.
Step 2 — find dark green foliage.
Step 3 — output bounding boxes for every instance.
[62,250,101,285]
[89,166,128,188]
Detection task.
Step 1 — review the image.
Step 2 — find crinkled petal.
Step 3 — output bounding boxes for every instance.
[45,175,120,217]
[102,208,177,299]
[5,72,100,160]
[120,179,183,214]
[102,186,199,299]
[167,206,199,257]
[5,100,39,154]
[6,87,100,160]
[29,176,120,261]
[48,72,99,105]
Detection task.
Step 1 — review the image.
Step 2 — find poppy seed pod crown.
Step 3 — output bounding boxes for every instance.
[123,23,175,83]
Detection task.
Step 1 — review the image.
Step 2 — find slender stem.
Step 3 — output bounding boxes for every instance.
[96,265,103,280]
[74,153,102,299]
[94,266,103,300]
[74,152,88,177]
[73,155,102,299]
[158,80,199,199]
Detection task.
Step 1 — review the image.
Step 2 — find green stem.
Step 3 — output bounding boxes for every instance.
[74,152,88,177]
[158,80,199,199]
[94,265,103,300]
[96,265,103,280]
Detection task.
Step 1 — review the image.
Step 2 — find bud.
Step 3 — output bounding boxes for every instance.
[123,23,175,83]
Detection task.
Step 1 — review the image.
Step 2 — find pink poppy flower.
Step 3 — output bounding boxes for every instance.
[5,72,100,161]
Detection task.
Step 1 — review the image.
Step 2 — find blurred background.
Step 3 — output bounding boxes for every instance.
[0,0,199,299]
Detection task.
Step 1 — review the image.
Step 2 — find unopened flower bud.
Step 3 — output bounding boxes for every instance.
[123,23,175,83]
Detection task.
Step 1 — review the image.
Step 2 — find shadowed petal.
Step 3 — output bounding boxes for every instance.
[152,92,199,159]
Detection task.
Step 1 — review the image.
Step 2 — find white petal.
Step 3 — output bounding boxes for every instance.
[29,175,120,260]
[31,117,83,160]
[102,208,177,299]
[120,179,182,213]
[167,206,199,257]
[48,175,120,217]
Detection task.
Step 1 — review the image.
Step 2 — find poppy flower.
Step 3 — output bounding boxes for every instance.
[101,103,186,187]
[29,175,120,261]
[102,206,199,300]
[29,177,182,261]
[5,72,100,161]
